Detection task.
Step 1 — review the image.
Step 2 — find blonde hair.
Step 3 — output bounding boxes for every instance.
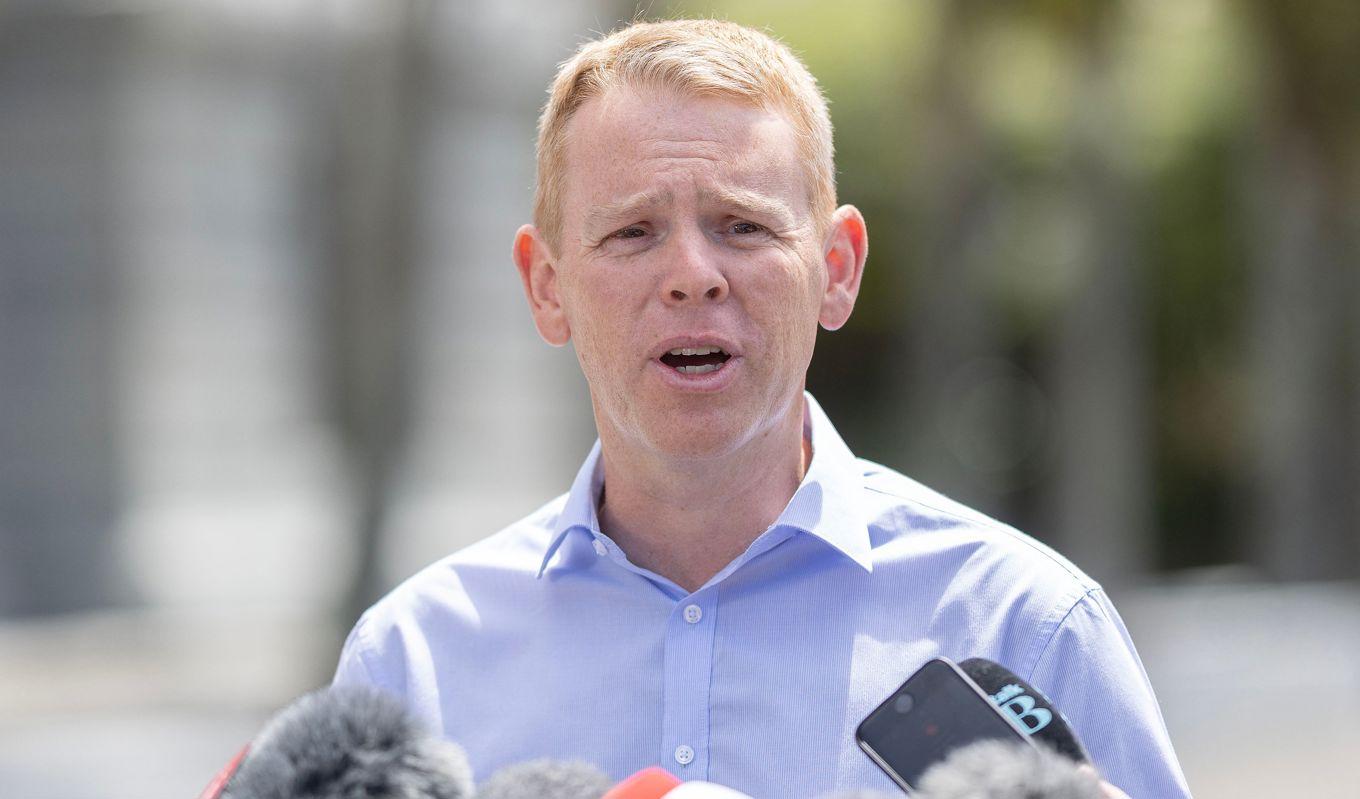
[533,19,837,249]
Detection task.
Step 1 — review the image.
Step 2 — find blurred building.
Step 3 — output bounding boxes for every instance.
[1,1,597,794]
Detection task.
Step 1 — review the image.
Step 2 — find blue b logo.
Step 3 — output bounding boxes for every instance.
[999,693,1053,734]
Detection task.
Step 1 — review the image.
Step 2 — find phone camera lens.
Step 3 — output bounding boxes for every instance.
[893,693,915,714]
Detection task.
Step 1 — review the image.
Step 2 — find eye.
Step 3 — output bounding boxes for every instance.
[597,223,653,254]
[729,221,765,235]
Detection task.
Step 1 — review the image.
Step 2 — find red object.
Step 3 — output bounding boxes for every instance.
[602,766,684,799]
[196,744,250,799]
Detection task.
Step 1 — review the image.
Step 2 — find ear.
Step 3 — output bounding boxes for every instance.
[513,224,571,346]
[818,205,868,331]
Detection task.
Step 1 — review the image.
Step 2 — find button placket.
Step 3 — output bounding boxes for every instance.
[661,591,717,777]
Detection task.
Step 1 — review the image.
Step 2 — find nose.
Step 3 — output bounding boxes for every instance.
[660,229,729,305]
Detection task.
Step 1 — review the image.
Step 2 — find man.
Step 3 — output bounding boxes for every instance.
[334,19,1190,798]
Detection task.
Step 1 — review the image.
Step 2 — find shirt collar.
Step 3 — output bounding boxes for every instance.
[778,392,874,572]
[536,439,606,578]
[536,391,872,578]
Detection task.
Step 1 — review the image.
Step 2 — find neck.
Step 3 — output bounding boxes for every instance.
[596,399,811,594]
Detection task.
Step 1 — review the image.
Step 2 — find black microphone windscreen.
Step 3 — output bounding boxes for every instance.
[915,740,1103,799]
[958,658,1090,763]
[223,685,473,799]
[474,759,614,799]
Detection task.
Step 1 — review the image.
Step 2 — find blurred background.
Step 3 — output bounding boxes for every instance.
[1,0,1357,796]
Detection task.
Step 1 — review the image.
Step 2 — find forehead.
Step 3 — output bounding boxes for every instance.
[558,85,809,224]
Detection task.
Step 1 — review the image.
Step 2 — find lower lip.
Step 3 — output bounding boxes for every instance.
[649,356,742,393]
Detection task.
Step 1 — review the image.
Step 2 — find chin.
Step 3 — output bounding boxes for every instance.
[642,416,753,461]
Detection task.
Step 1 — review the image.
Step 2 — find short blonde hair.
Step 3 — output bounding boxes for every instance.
[534,19,837,249]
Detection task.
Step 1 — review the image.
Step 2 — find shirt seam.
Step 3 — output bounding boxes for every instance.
[349,612,383,687]
[1022,587,1102,682]
[704,591,720,782]
[863,482,1098,590]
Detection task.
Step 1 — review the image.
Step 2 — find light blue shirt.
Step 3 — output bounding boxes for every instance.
[333,393,1190,798]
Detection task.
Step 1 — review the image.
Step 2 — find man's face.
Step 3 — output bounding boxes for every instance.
[547,85,833,460]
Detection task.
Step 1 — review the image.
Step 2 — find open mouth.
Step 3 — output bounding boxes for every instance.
[659,345,732,375]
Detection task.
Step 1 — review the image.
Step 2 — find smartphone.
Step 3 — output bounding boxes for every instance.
[855,657,1035,793]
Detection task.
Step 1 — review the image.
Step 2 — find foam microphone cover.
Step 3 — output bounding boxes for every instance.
[958,658,1091,763]
[222,685,473,799]
[601,767,682,799]
[914,740,1103,799]
[664,782,755,798]
[474,759,614,799]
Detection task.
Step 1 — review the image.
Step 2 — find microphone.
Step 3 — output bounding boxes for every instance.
[203,685,474,799]
[957,658,1091,763]
[601,768,754,799]
[474,763,724,799]
[474,759,614,799]
[914,739,1103,799]
[601,767,681,799]
[664,782,755,798]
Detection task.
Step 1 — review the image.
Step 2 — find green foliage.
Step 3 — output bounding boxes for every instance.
[655,0,1358,573]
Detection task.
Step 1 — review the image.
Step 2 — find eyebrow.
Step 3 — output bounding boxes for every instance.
[697,186,797,229]
[579,185,798,241]
[581,189,673,238]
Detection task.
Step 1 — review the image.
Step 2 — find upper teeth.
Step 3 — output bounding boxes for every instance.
[668,346,724,356]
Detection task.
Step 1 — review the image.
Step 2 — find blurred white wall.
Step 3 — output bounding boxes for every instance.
[0,0,603,795]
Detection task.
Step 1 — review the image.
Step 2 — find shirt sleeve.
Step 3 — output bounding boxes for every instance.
[1028,589,1193,799]
[332,613,391,693]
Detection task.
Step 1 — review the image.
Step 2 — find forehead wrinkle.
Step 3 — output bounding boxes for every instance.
[638,135,728,159]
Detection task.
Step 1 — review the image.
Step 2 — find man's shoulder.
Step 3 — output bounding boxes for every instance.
[854,457,1100,596]
[445,492,571,569]
[357,492,570,627]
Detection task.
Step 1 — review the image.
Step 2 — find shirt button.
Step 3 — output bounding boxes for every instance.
[674,744,695,766]
[592,539,608,556]
[683,604,703,624]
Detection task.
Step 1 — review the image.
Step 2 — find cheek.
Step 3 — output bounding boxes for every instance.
[562,270,644,370]
[744,256,823,344]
